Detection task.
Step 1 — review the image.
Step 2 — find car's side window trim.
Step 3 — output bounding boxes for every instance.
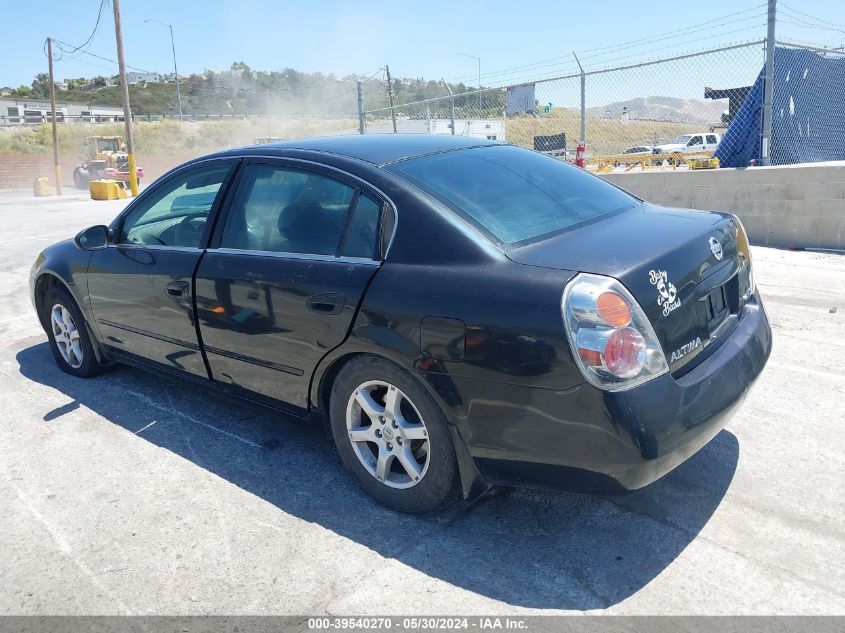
[212,246,380,266]
[203,158,247,249]
[336,190,369,258]
[207,155,396,260]
[110,157,241,250]
[379,200,395,259]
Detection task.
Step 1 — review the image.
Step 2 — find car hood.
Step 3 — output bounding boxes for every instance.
[507,204,747,372]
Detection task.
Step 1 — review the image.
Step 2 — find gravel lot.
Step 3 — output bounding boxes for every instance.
[0,189,843,615]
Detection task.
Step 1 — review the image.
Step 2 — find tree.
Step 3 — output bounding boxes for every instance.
[10,85,31,97]
[231,61,253,81]
[30,73,50,99]
[93,76,107,88]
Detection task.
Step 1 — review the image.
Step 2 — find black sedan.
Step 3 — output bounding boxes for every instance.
[30,135,772,512]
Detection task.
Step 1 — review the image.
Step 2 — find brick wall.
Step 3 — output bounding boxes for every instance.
[0,153,201,191]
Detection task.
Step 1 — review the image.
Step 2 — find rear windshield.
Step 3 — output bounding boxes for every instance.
[388,144,637,244]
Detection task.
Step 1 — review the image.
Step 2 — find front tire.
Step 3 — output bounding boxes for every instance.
[73,168,88,189]
[329,356,459,513]
[41,285,103,378]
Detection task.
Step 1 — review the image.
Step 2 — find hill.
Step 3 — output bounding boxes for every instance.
[16,65,476,118]
[587,96,725,125]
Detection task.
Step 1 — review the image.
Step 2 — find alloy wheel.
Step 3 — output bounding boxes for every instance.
[50,303,83,369]
[345,380,431,489]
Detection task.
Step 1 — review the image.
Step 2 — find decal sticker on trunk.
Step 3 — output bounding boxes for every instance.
[649,269,680,316]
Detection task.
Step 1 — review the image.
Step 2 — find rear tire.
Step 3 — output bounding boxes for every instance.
[329,356,459,513]
[41,285,103,378]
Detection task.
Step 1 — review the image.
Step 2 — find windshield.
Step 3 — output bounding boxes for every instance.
[388,145,638,245]
[97,138,119,152]
[671,135,693,144]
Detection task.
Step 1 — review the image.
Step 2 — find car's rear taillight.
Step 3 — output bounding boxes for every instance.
[562,273,668,391]
[733,215,755,301]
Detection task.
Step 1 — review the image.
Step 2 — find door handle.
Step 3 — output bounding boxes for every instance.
[307,292,346,315]
[165,280,190,297]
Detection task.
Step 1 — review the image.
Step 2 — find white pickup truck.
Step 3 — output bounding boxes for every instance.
[653,133,720,156]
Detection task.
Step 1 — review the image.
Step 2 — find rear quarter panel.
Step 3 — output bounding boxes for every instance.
[312,259,584,442]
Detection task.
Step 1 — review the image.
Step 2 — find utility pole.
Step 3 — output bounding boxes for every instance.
[385,65,398,133]
[169,23,182,120]
[112,0,138,196]
[144,19,182,119]
[46,37,62,195]
[442,79,455,135]
[356,80,365,134]
[761,0,777,166]
[573,52,586,147]
[456,53,482,114]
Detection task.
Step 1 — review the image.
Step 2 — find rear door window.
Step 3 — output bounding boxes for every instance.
[220,164,356,256]
[340,194,382,259]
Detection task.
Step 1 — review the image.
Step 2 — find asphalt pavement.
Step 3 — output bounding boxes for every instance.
[0,190,843,615]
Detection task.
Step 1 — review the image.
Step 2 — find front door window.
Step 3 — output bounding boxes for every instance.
[119,163,232,248]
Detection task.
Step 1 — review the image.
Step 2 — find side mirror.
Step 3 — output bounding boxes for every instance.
[75,225,110,250]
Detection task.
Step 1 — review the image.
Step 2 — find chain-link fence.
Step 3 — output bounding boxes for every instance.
[361,38,845,171]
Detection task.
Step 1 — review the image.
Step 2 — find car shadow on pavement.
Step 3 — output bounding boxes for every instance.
[17,342,739,610]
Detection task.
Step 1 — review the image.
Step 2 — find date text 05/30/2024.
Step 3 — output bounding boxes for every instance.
[307,617,528,630]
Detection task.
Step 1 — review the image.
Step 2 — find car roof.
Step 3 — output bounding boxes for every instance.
[223,133,503,166]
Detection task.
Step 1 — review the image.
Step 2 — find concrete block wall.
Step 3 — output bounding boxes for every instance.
[602,161,845,249]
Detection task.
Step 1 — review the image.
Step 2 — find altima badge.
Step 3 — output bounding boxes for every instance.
[709,237,724,260]
[671,336,702,363]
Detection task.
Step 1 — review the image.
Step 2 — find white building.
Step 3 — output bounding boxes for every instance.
[126,72,159,85]
[427,119,506,141]
[0,99,125,125]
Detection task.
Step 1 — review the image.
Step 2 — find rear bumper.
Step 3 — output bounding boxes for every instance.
[460,295,772,492]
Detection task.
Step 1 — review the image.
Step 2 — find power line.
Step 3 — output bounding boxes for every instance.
[578,11,768,62]
[60,56,118,74]
[476,27,765,89]
[44,0,108,63]
[582,26,767,71]
[446,58,579,85]
[778,18,845,36]
[445,54,576,83]
[779,3,845,28]
[52,39,155,75]
[61,0,108,55]
[444,3,767,83]
[778,6,845,36]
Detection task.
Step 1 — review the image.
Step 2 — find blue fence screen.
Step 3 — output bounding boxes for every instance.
[715,46,845,168]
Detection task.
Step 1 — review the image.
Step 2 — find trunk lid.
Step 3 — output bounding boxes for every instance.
[508,204,749,373]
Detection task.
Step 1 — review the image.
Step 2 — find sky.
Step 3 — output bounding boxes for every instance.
[1,0,844,96]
